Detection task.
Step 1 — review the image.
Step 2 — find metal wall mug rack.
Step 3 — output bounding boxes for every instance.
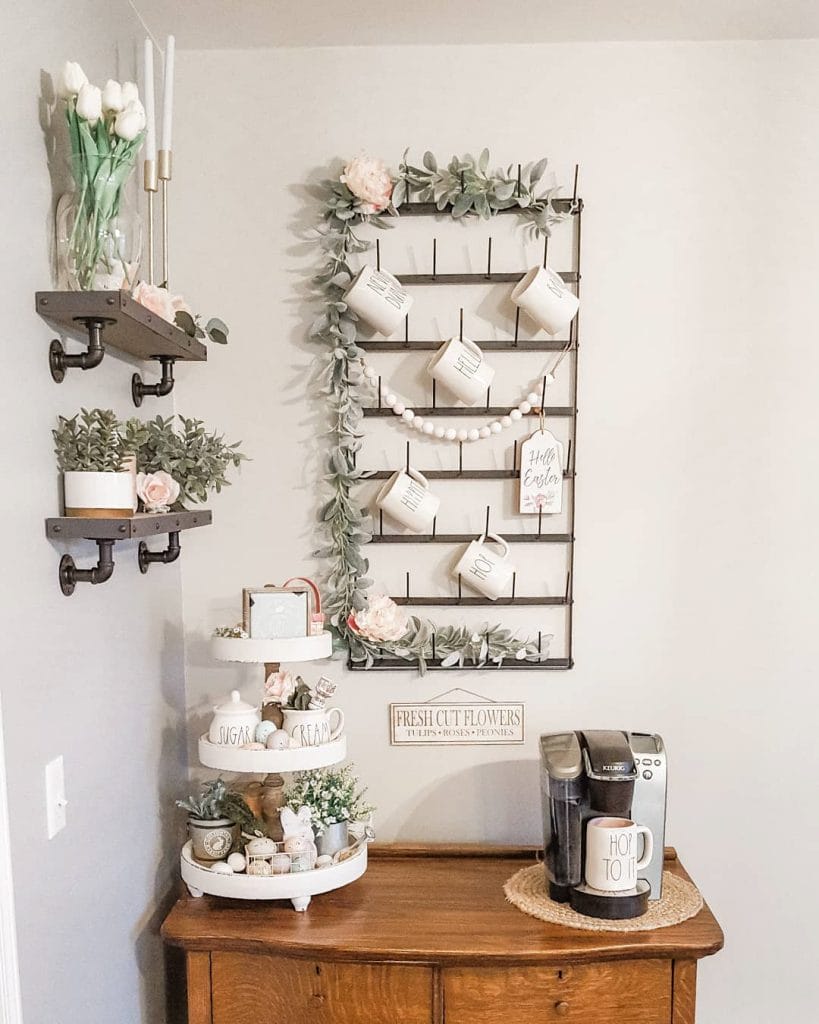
[349,167,583,671]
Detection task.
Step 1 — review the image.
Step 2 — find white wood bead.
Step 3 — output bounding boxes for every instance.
[510,409,522,422]
[490,422,502,434]
[479,426,491,439]
[384,393,396,407]
[526,392,539,405]
[423,422,435,435]
[518,401,532,414]
[444,428,457,441]
[501,416,512,428]
[545,372,555,384]
[412,416,424,429]
[457,429,468,442]
[434,427,445,439]
[467,428,480,442]
[402,409,415,423]
[393,402,405,415]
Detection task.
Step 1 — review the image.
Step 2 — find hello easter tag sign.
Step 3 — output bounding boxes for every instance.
[519,429,564,514]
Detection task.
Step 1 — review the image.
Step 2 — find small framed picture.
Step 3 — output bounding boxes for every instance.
[242,586,309,640]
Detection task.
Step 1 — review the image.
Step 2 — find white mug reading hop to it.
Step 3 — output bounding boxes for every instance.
[453,532,515,600]
[342,264,413,337]
[584,817,654,893]
[427,336,496,406]
[376,466,440,534]
[511,265,579,336]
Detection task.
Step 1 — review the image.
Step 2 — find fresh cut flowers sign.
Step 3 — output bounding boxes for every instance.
[389,688,525,746]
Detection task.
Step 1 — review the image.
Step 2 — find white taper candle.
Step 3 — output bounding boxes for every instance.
[143,38,156,162]
[161,34,175,152]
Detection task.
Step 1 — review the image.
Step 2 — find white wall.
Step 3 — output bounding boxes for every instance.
[173,41,819,1024]
[1,6,189,1022]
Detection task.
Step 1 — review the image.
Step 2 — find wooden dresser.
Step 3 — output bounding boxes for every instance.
[162,844,723,1024]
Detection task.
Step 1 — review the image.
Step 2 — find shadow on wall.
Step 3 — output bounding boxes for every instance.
[132,618,190,1024]
[384,758,542,846]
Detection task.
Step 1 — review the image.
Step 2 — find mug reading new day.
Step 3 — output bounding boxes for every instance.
[343,264,413,337]
[584,817,654,893]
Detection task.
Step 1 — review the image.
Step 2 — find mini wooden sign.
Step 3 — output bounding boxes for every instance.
[389,688,525,746]
[519,428,564,514]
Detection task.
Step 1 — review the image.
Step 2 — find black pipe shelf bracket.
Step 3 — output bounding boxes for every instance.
[46,511,211,596]
[37,290,206,388]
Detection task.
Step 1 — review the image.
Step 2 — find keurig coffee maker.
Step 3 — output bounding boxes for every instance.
[539,730,667,919]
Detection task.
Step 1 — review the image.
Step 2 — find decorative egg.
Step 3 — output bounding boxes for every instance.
[210,861,234,874]
[255,721,277,745]
[316,855,333,869]
[246,837,278,857]
[270,853,292,874]
[247,859,273,876]
[227,852,246,872]
[266,729,290,750]
[241,741,265,750]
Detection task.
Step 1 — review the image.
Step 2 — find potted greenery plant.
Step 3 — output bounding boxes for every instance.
[176,777,267,862]
[285,764,374,858]
[53,408,136,517]
[122,414,247,507]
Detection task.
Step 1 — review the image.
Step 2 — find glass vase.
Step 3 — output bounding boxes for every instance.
[56,155,142,291]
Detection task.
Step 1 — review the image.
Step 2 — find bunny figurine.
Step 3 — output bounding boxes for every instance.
[280,805,318,867]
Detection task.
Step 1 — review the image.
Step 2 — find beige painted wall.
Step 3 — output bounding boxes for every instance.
[0,5,189,1021]
[172,41,819,1023]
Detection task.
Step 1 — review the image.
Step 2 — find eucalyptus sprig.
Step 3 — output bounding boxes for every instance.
[350,616,551,675]
[394,150,567,236]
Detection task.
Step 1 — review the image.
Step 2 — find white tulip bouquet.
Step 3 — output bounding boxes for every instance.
[58,61,146,289]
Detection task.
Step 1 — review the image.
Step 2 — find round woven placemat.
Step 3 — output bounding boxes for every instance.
[504,865,703,932]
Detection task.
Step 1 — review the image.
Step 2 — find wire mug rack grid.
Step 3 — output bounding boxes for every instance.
[348,166,583,672]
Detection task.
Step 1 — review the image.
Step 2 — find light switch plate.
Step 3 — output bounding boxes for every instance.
[45,756,67,838]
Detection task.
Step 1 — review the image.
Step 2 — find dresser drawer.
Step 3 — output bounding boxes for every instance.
[443,959,671,1024]
[211,952,433,1024]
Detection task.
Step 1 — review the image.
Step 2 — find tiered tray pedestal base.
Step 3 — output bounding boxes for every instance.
[180,841,367,911]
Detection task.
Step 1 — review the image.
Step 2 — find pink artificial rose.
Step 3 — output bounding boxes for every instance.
[136,471,180,513]
[264,670,296,704]
[341,155,393,214]
[131,281,175,322]
[347,594,408,643]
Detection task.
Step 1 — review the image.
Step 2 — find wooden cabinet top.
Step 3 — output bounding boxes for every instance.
[162,844,723,967]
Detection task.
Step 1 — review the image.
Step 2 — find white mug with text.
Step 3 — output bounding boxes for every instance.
[427,336,495,405]
[511,265,579,336]
[453,532,515,600]
[343,264,412,336]
[376,467,440,534]
[584,817,654,893]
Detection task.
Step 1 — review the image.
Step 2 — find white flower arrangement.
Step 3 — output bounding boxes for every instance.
[285,764,374,837]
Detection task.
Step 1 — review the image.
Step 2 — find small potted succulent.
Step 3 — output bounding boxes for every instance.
[53,408,136,517]
[285,764,374,858]
[176,777,266,862]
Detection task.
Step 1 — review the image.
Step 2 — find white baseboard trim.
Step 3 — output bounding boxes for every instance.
[0,691,22,1024]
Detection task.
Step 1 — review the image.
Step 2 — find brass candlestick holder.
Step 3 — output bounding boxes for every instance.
[143,158,158,285]
[158,149,172,288]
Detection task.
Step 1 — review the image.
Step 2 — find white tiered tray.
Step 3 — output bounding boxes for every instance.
[212,632,333,664]
[198,734,347,773]
[180,840,367,911]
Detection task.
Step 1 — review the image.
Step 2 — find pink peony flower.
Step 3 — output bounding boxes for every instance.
[347,594,408,643]
[131,281,175,322]
[341,155,393,214]
[264,669,296,704]
[136,471,179,513]
[170,293,193,318]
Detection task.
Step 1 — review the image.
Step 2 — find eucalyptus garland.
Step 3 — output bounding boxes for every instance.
[310,151,568,673]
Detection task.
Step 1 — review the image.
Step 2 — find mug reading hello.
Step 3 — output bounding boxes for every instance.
[511,265,579,336]
[343,264,412,336]
[427,336,495,406]
[453,533,514,600]
[585,817,654,893]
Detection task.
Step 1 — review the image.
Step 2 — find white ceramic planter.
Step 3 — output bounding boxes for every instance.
[63,471,136,518]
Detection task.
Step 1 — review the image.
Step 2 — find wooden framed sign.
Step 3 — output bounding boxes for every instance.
[389,688,525,746]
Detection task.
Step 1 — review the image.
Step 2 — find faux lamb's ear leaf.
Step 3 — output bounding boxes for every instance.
[206,317,229,344]
[478,148,490,173]
[391,178,407,208]
[422,151,437,172]
[174,310,196,337]
[529,157,549,187]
